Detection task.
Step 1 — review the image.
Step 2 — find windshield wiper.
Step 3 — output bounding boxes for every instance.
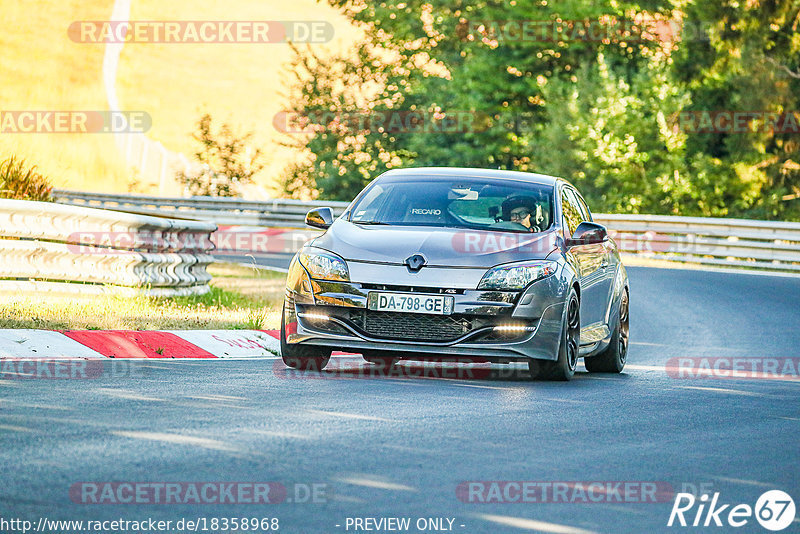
[351,220,390,225]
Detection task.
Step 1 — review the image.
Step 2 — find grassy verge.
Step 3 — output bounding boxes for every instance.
[0,262,286,330]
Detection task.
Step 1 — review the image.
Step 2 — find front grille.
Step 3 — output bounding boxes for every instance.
[367,312,469,341]
[334,308,492,342]
[298,305,532,343]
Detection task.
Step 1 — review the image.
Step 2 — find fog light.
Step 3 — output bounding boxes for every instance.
[493,324,536,332]
[298,312,330,322]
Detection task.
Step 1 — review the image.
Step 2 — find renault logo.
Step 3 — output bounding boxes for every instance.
[404,254,427,272]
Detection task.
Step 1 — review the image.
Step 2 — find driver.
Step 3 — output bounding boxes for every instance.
[501,195,542,232]
[510,206,535,231]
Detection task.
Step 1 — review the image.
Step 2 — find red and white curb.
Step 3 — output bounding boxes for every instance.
[0,329,281,359]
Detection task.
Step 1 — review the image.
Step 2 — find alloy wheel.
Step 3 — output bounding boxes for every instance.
[566,295,580,371]
[618,290,629,365]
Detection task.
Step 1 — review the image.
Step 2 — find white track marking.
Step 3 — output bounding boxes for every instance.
[167,330,279,358]
[334,476,417,492]
[111,431,240,452]
[0,330,106,359]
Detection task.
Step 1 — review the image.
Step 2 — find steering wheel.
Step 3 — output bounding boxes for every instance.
[490,221,529,231]
[489,221,541,232]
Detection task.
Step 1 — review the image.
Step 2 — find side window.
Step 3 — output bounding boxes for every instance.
[560,188,582,236]
[570,189,592,222]
[350,184,386,222]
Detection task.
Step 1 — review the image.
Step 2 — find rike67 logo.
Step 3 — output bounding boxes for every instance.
[668,490,795,531]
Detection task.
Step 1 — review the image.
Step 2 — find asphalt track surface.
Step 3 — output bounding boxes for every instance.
[1,267,799,533]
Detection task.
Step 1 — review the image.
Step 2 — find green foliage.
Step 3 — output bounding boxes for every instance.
[281,0,800,219]
[671,0,800,219]
[279,42,412,200]
[178,114,264,197]
[0,156,53,201]
[530,53,690,214]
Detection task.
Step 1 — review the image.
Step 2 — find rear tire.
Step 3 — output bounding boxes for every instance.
[530,288,580,381]
[585,288,628,373]
[280,308,331,371]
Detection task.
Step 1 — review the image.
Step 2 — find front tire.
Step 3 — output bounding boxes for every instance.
[585,288,628,373]
[280,308,331,371]
[530,288,580,381]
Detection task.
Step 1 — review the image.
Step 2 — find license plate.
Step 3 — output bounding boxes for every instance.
[367,292,454,315]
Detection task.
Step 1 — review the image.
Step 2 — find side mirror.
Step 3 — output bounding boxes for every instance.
[567,221,608,247]
[305,207,335,229]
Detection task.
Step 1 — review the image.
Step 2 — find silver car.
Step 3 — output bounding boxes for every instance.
[281,167,629,380]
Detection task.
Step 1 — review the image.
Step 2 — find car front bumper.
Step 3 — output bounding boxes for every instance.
[283,257,571,362]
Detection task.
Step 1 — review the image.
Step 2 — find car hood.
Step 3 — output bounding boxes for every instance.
[311,220,559,268]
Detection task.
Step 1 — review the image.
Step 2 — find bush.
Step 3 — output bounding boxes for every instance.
[0,156,53,201]
[177,114,264,197]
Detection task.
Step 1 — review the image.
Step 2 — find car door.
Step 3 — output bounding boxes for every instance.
[570,188,616,325]
[560,186,607,327]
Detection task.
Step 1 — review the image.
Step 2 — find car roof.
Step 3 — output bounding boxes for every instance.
[378,167,565,187]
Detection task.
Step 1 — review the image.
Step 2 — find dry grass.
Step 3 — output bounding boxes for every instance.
[118,0,360,195]
[0,0,360,195]
[0,262,286,330]
[0,0,132,192]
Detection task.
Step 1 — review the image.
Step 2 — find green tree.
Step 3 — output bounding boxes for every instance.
[281,0,800,220]
[280,43,411,200]
[282,0,676,200]
[178,114,264,197]
[672,0,800,219]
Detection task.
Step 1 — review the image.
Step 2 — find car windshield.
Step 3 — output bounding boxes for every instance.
[348,176,555,233]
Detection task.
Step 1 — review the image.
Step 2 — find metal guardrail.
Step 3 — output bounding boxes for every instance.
[0,199,217,296]
[53,190,800,274]
[54,189,350,228]
[594,214,800,273]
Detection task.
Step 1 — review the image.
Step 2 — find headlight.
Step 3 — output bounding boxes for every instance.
[298,247,349,282]
[478,260,556,290]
